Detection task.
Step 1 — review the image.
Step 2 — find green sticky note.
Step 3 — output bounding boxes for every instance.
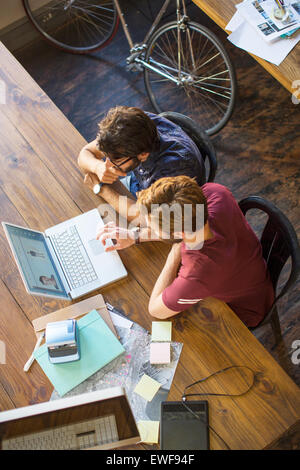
[134,374,161,401]
[34,310,125,396]
[152,321,172,342]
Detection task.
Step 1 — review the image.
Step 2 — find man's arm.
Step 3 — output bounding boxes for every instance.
[78,139,104,174]
[84,172,138,223]
[96,224,159,250]
[78,140,126,184]
[148,243,182,319]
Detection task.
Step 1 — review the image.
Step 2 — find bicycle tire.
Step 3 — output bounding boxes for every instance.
[144,21,237,135]
[23,0,119,54]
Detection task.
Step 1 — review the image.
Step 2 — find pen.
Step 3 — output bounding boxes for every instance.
[106,302,127,318]
[24,332,45,372]
[274,0,285,10]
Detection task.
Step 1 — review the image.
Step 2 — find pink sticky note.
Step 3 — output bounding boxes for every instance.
[150,342,171,364]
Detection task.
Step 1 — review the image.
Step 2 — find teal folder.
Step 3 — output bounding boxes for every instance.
[34,309,125,396]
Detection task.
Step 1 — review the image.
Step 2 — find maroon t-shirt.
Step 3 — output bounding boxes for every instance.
[162,183,275,327]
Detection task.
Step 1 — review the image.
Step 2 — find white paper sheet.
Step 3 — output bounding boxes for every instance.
[227,12,300,65]
[226,10,245,32]
[237,0,300,43]
[109,311,133,329]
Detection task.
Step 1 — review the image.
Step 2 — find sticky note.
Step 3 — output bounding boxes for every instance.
[152,321,172,342]
[138,421,160,444]
[150,342,171,364]
[134,374,161,401]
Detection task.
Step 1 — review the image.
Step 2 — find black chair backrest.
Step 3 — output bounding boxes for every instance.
[159,111,217,183]
[238,196,300,304]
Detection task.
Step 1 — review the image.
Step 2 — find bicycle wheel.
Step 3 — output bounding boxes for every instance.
[23,0,119,54]
[144,21,237,135]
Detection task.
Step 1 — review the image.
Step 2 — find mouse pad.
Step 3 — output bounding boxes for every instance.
[88,239,105,256]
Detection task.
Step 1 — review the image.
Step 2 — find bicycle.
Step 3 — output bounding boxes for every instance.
[23,0,237,135]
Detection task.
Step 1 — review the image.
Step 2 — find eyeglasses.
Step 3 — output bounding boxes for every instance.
[109,156,134,170]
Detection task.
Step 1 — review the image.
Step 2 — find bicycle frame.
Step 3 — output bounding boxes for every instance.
[114,0,194,84]
[113,0,173,49]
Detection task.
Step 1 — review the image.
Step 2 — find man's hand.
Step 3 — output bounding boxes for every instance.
[78,140,126,184]
[96,222,136,251]
[94,159,126,184]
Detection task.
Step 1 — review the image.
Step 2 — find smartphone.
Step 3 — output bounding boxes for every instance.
[160,401,209,450]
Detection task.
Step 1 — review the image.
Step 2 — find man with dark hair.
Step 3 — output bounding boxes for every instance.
[78,106,205,221]
[96,176,275,328]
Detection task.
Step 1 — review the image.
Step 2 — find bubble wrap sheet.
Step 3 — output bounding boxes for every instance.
[51,320,183,422]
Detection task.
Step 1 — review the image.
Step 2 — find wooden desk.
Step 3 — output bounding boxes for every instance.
[192,0,300,93]
[0,42,299,449]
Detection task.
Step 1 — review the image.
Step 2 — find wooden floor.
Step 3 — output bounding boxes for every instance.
[3,0,300,448]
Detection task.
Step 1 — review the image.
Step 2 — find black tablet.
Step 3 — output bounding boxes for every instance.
[160,401,209,450]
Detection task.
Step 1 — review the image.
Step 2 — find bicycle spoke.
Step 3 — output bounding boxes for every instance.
[24,0,118,51]
[71,6,112,31]
[192,84,231,100]
[152,42,178,70]
[75,1,115,13]
[194,70,231,84]
[72,4,115,24]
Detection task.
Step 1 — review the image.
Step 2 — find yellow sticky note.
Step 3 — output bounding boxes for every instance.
[134,374,161,401]
[138,420,160,444]
[152,321,172,342]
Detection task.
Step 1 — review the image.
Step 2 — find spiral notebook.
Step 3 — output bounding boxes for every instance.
[34,309,125,396]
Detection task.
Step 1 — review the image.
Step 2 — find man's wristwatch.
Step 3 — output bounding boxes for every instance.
[93,182,103,195]
[131,227,141,245]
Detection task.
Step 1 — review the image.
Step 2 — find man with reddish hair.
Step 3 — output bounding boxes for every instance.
[96,176,274,328]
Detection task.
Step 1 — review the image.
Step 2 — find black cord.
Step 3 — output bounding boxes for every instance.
[181,365,257,450]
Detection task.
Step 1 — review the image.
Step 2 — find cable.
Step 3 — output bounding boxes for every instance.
[181,365,257,450]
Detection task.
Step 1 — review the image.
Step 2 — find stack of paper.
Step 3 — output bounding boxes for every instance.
[227,1,300,65]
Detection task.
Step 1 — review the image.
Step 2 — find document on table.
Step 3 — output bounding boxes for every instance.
[109,311,133,329]
[227,8,300,66]
[237,0,300,42]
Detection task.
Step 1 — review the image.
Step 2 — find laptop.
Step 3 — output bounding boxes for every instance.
[0,388,140,450]
[2,209,127,300]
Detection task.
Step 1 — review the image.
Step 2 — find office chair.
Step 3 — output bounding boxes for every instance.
[238,196,300,344]
[159,111,217,183]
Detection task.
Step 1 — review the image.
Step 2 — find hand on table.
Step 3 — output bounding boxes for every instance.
[96,222,136,251]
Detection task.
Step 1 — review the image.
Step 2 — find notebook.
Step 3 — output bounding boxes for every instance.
[34,309,125,396]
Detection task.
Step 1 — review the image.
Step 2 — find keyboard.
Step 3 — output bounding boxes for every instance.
[2,415,119,450]
[51,225,98,289]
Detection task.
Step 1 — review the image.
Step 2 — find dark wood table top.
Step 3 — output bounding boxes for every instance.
[192,0,300,94]
[0,42,299,449]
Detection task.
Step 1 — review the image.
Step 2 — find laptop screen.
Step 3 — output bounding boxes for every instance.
[4,224,69,299]
[0,388,140,450]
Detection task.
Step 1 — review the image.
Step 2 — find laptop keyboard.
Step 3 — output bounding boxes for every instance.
[51,225,98,290]
[2,415,119,450]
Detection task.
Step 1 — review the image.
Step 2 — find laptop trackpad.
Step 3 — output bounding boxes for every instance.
[88,239,105,256]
